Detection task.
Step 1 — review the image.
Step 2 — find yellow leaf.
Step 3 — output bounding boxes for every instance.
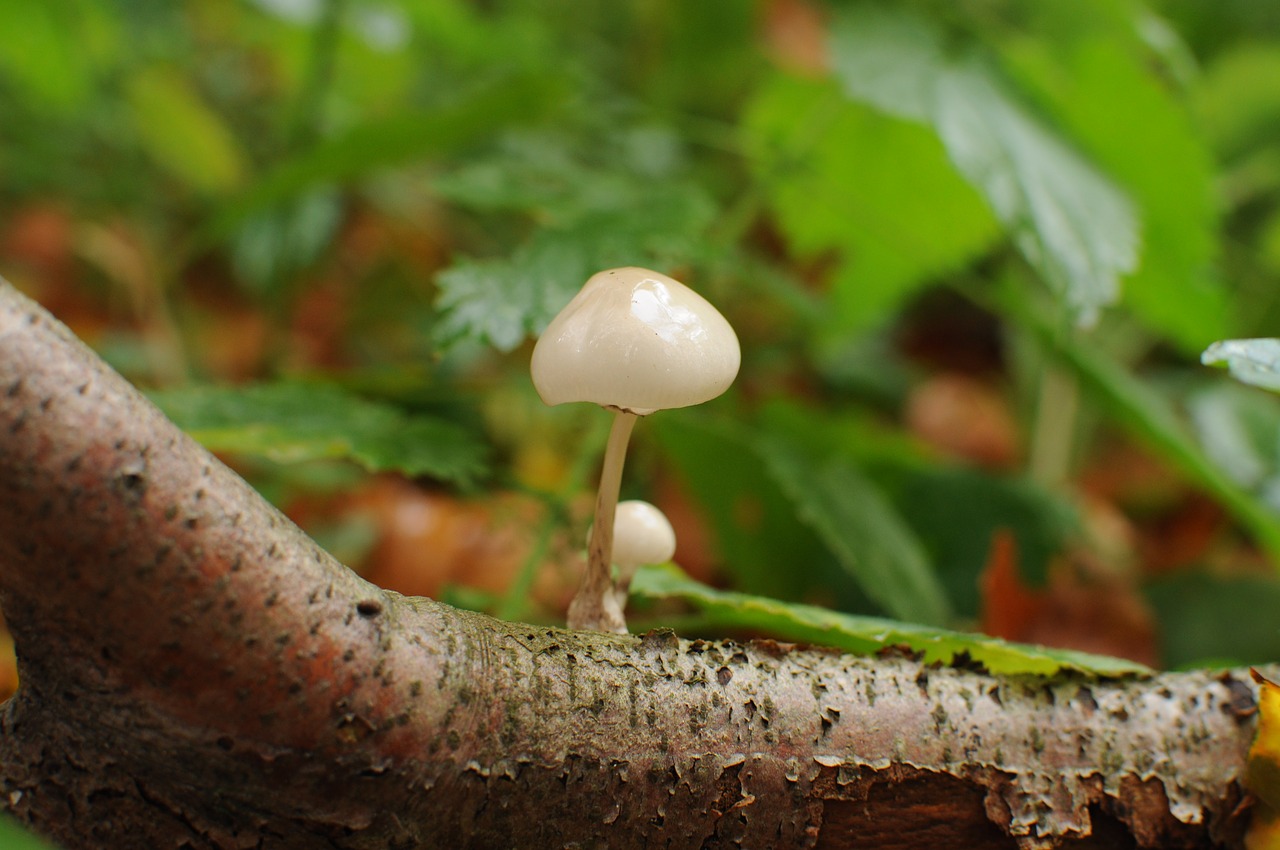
[1247,669,1280,850]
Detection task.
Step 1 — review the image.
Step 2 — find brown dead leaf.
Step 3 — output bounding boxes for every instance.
[905,373,1020,468]
[979,529,1158,667]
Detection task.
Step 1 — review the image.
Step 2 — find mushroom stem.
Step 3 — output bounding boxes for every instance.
[567,409,638,632]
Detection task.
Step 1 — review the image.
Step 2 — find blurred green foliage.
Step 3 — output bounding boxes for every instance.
[4,0,1280,672]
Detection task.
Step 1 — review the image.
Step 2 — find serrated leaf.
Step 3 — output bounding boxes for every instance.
[150,382,487,486]
[828,7,1138,327]
[1202,339,1280,394]
[1001,38,1224,352]
[742,73,999,333]
[197,71,561,248]
[759,436,951,626]
[434,181,716,352]
[632,564,1149,678]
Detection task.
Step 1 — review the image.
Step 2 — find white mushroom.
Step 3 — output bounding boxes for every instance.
[531,267,739,633]
[608,500,677,610]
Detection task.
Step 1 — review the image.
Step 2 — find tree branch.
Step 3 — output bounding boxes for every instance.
[0,280,1258,848]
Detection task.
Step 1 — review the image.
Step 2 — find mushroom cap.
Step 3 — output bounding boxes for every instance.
[530,267,740,416]
[611,500,677,568]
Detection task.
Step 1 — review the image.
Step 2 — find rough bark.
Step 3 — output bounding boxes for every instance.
[0,279,1261,849]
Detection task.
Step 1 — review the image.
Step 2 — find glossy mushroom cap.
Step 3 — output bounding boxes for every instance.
[530,267,740,416]
[611,500,677,568]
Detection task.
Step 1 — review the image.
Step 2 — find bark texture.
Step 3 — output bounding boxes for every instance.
[0,279,1262,849]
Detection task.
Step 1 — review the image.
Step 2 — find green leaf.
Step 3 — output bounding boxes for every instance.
[828,7,1139,327]
[434,180,716,352]
[1202,339,1280,394]
[759,436,952,626]
[1146,573,1280,668]
[0,815,58,849]
[742,73,999,333]
[650,415,832,602]
[633,565,1149,678]
[196,71,562,248]
[150,382,488,486]
[1015,305,1280,561]
[126,67,246,195]
[0,0,112,114]
[1187,382,1280,506]
[895,468,1079,618]
[1001,36,1225,352]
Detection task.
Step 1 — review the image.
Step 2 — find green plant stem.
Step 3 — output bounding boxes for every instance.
[1028,364,1079,487]
[567,410,638,631]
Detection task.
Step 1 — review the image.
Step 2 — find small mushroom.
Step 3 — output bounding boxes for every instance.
[608,500,677,611]
[531,267,739,632]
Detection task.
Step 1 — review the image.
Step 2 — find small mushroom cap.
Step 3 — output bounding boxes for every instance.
[611,500,677,568]
[531,267,740,416]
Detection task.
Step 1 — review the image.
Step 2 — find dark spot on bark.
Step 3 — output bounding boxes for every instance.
[1223,672,1257,719]
[915,670,930,695]
[446,730,461,750]
[342,649,355,662]
[66,455,82,472]
[10,410,28,433]
[76,382,88,395]
[164,504,178,521]
[267,544,278,558]
[932,704,949,733]
[230,555,242,572]
[216,736,233,751]
[264,591,278,607]
[288,682,302,695]
[1076,686,1098,713]
[357,599,383,617]
[717,666,733,686]
[38,396,51,412]
[410,680,422,697]
[184,517,198,530]
[6,379,22,397]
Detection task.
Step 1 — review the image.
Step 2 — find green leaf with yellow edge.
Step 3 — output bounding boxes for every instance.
[631,564,1150,678]
[150,382,487,487]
